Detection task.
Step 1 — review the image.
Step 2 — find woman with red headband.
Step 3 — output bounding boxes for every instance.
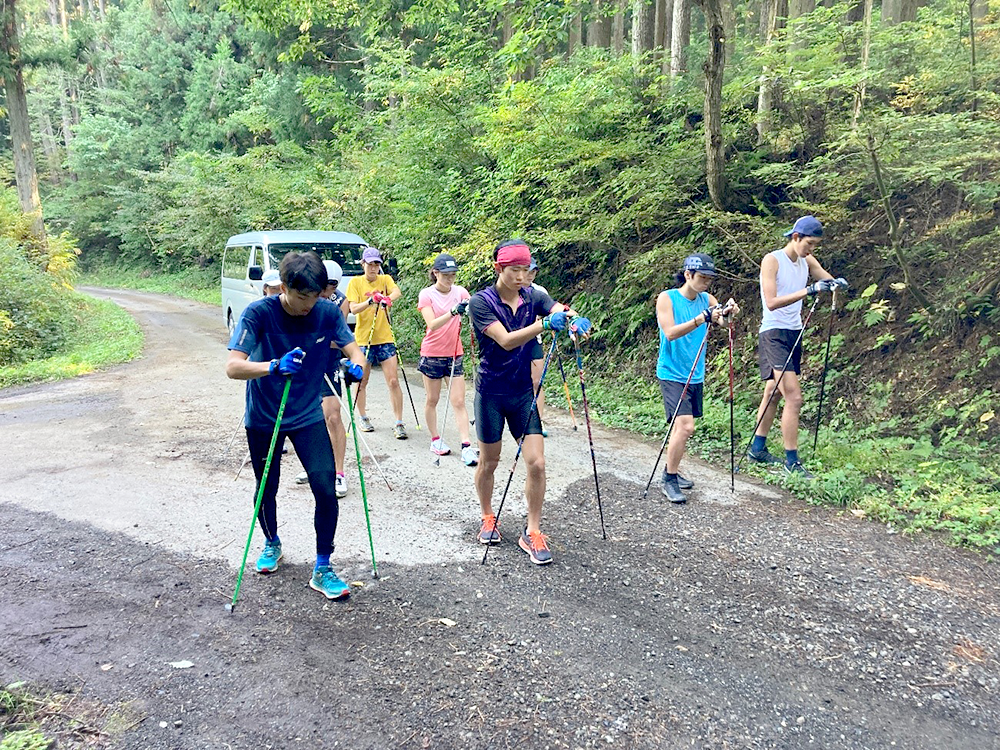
[467,238,591,565]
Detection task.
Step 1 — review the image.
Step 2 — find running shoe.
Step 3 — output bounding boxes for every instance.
[747,446,783,465]
[784,461,815,479]
[430,437,451,456]
[677,474,694,490]
[393,423,408,440]
[309,566,351,600]
[478,515,501,545]
[519,528,553,565]
[541,424,548,438]
[295,471,309,485]
[660,476,687,504]
[335,473,347,498]
[255,541,282,574]
[461,445,479,467]
[359,415,375,432]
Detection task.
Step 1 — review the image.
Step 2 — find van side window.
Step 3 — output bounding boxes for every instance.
[223,246,250,279]
[252,246,265,269]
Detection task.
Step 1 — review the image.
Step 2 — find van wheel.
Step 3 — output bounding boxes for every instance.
[227,310,235,336]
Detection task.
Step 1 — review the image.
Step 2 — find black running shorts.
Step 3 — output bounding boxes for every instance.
[758,329,803,380]
[659,379,704,421]
[529,339,544,360]
[474,389,543,444]
[417,355,464,380]
[320,369,342,399]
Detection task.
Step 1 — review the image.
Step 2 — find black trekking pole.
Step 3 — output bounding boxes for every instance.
[383,305,421,430]
[227,376,292,613]
[641,325,712,500]
[554,335,579,431]
[343,364,379,579]
[728,319,736,494]
[735,294,822,474]
[481,335,559,565]
[569,330,607,540]
[812,289,837,455]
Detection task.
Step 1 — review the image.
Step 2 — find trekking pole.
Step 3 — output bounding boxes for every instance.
[227,376,292,613]
[554,334,579,431]
[736,295,822,473]
[482,335,559,565]
[728,318,736,494]
[343,365,379,578]
[326,374,393,492]
[467,323,477,426]
[433,319,464,468]
[812,289,837,455]
[234,449,251,481]
[383,305,422,430]
[641,325,712,500]
[223,414,244,459]
[569,331,607,540]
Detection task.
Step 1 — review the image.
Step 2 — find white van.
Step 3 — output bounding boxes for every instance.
[221,230,382,334]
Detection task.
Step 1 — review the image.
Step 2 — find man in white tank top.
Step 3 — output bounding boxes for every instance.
[748,216,846,477]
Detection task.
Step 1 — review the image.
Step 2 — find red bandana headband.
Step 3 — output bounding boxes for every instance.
[496,244,531,268]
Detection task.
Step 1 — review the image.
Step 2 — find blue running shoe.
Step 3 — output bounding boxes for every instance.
[255,541,282,574]
[310,566,351,600]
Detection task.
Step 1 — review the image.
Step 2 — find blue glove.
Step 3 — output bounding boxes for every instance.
[270,347,305,377]
[542,311,568,332]
[805,280,835,296]
[832,277,849,291]
[341,358,364,384]
[569,316,592,335]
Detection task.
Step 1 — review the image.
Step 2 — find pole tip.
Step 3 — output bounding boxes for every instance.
[224,603,234,613]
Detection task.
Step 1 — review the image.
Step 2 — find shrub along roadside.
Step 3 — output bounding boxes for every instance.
[77,266,219,306]
[0,293,143,389]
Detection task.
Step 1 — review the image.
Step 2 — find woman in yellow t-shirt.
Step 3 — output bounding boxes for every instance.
[345,247,408,439]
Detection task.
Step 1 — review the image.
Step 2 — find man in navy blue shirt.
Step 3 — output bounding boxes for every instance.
[468,239,590,565]
[227,252,367,601]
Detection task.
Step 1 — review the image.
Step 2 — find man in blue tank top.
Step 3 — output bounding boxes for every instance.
[655,253,739,504]
[748,216,847,477]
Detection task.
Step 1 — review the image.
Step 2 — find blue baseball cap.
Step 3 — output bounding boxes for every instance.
[683,253,718,277]
[783,215,824,238]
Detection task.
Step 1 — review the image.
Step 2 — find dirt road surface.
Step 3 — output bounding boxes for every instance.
[1,289,997,749]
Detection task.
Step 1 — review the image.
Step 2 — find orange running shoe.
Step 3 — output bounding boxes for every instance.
[478,515,501,545]
[519,528,552,565]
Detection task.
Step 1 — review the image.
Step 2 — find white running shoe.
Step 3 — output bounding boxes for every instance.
[461,445,479,466]
[430,437,451,456]
[359,415,375,432]
[295,471,309,485]
[335,473,347,498]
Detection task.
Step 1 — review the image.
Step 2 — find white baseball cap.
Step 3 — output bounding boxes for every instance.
[323,260,343,288]
[262,269,282,287]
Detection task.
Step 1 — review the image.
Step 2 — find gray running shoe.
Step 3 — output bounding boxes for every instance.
[783,461,815,479]
[393,422,408,440]
[747,446,783,465]
[478,515,501,545]
[359,415,375,432]
[660,476,688,504]
[295,471,309,485]
[461,445,479,466]
[519,528,553,565]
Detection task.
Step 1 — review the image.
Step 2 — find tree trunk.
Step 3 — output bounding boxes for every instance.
[881,0,916,24]
[632,0,655,56]
[587,0,612,47]
[612,0,626,54]
[655,0,673,72]
[1,0,47,246]
[699,0,727,209]
[569,12,583,54]
[788,0,814,50]
[756,0,786,144]
[669,0,690,76]
[852,0,872,128]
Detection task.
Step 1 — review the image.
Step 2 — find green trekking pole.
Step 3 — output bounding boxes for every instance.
[227,376,292,613]
[343,363,379,579]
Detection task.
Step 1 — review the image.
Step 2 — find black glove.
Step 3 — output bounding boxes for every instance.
[451,300,469,316]
[832,277,849,291]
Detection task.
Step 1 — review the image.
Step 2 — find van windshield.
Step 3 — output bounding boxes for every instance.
[267,243,365,276]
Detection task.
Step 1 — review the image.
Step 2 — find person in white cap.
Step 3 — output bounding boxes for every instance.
[262,269,283,297]
[296,260,351,497]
